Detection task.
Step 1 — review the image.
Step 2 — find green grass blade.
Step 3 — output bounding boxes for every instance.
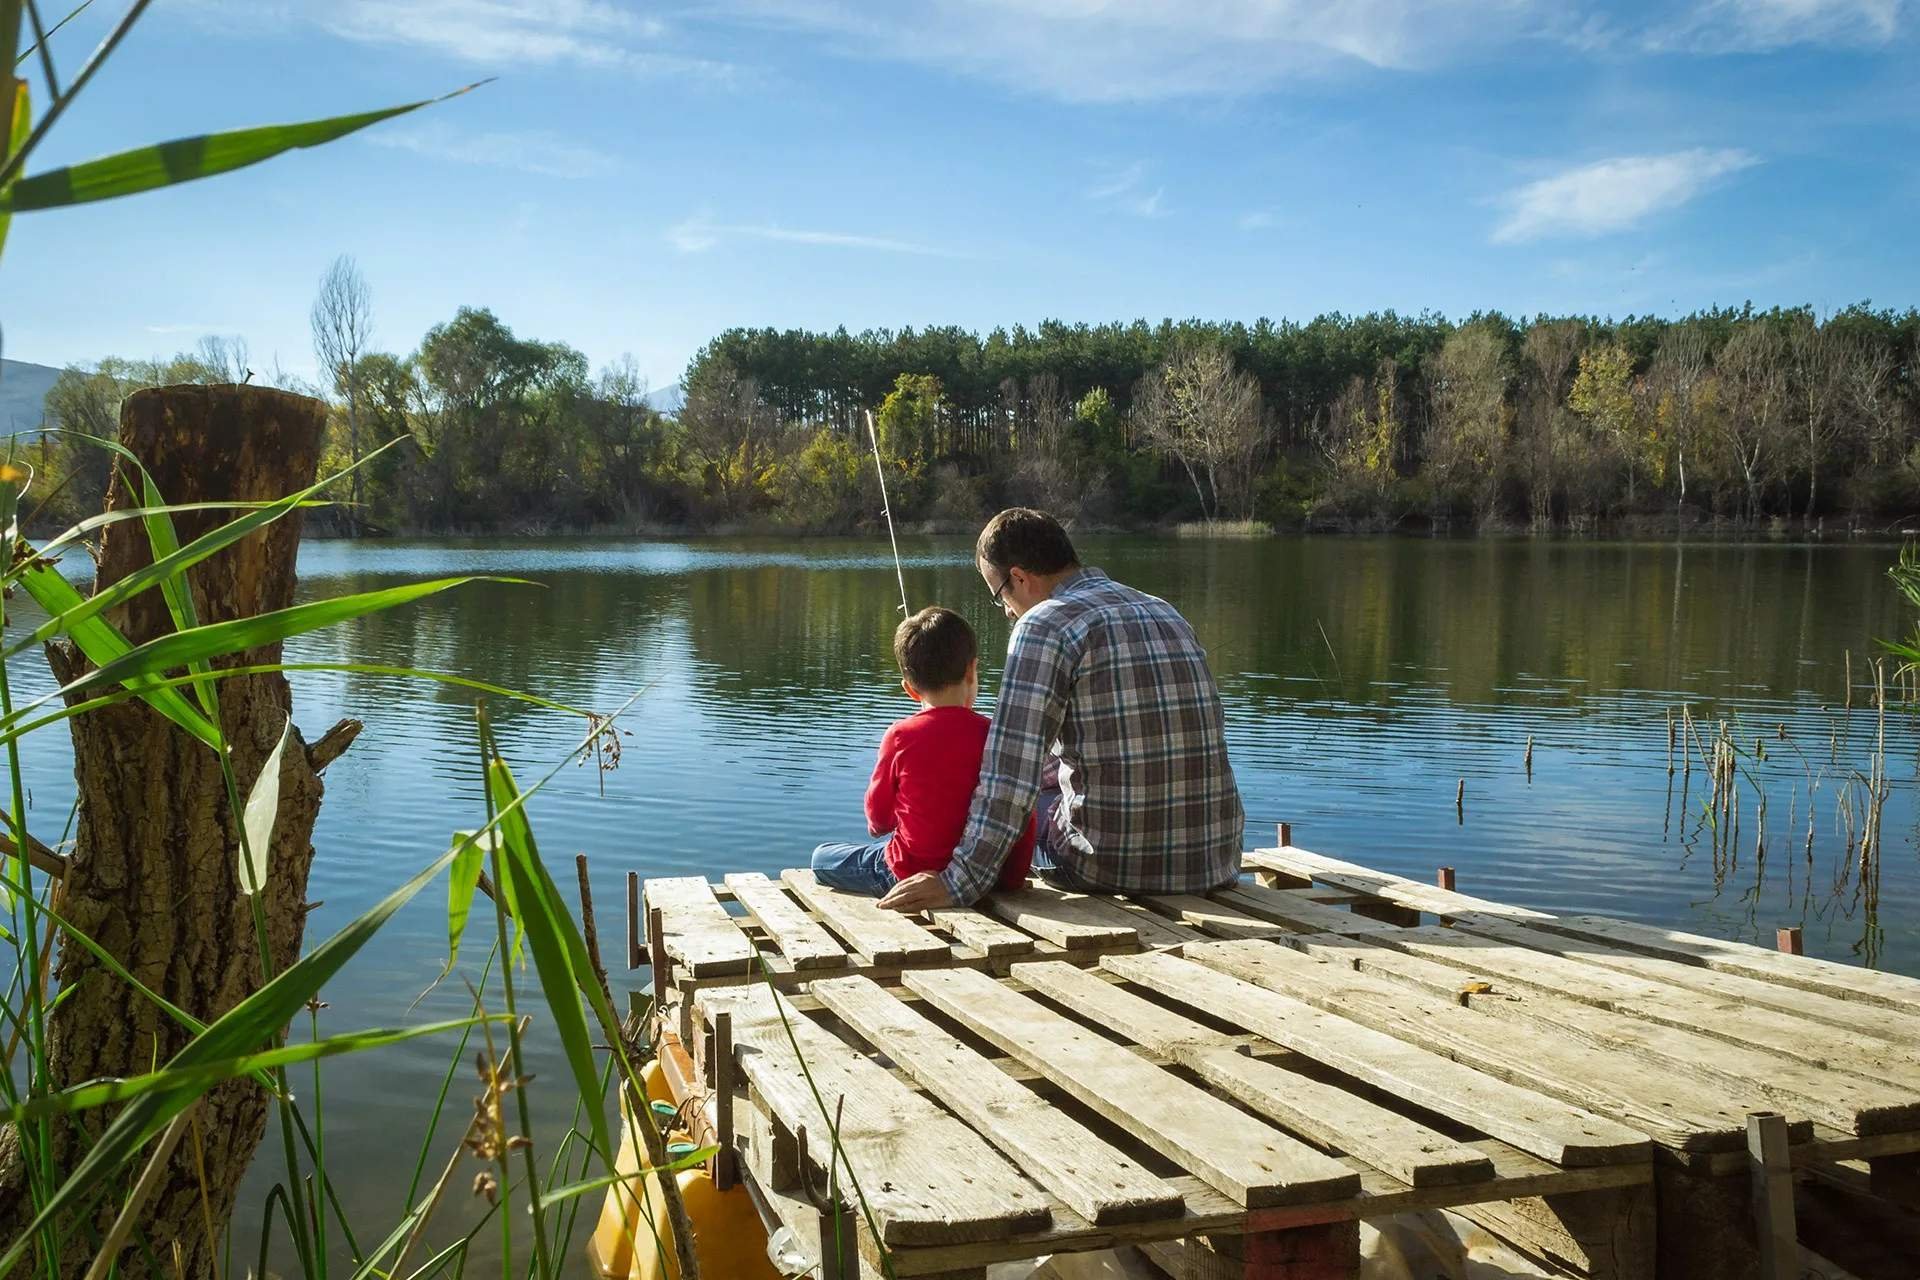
[5,576,524,738]
[14,559,222,746]
[21,497,325,569]
[0,81,489,213]
[485,752,616,1177]
[535,1147,717,1213]
[0,1017,504,1125]
[0,77,27,260]
[444,831,489,979]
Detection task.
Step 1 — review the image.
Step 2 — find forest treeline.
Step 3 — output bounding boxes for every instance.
[28,302,1920,535]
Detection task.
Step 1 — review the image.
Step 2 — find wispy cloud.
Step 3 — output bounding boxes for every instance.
[183,0,734,78]
[1237,210,1277,231]
[1492,148,1759,243]
[366,124,617,179]
[666,215,962,257]
[1646,0,1902,52]
[1087,161,1167,218]
[715,0,1542,102]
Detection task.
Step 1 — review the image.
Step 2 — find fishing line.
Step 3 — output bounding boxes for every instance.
[864,408,910,616]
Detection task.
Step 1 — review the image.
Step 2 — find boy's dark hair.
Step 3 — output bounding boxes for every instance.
[975,508,1078,575]
[894,607,976,692]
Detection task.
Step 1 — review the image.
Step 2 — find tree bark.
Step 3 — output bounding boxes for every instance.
[0,384,343,1278]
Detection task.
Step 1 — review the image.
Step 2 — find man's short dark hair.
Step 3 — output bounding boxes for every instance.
[976,508,1078,575]
[894,607,976,692]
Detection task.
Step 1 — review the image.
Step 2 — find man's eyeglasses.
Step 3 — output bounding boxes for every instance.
[990,572,1012,608]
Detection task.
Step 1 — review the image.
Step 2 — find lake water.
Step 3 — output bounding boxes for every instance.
[10,534,1920,1267]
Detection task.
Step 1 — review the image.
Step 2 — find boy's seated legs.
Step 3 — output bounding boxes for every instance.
[810,835,896,897]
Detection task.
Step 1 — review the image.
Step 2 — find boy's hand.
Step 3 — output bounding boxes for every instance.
[878,872,951,914]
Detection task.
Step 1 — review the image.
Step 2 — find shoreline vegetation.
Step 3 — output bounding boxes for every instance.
[24,302,1920,541]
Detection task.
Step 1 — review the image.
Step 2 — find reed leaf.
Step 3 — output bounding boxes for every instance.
[443,829,491,978]
[0,1017,504,1125]
[0,81,488,213]
[3,575,524,739]
[238,716,291,895]
[0,76,25,259]
[15,558,222,746]
[484,751,615,1176]
[0,839,463,1276]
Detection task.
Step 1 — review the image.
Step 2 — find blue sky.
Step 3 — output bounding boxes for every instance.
[5,0,1917,391]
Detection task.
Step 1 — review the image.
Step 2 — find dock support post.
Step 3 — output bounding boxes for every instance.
[1184,1222,1359,1278]
[648,905,669,1009]
[1775,926,1803,956]
[626,870,641,971]
[1748,1112,1796,1280]
[1437,866,1456,892]
[710,1009,736,1191]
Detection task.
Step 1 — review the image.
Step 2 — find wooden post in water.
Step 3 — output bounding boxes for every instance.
[1776,926,1803,956]
[1437,866,1457,892]
[0,385,350,1276]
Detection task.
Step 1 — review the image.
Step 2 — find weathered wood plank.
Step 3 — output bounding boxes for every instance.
[1520,912,1920,1012]
[1211,883,1410,936]
[808,974,1184,1227]
[1188,939,1794,1152]
[1182,1046,1496,1189]
[900,966,1362,1209]
[1242,846,1552,921]
[1448,910,1920,1043]
[1287,931,1920,1137]
[1332,922,1920,1088]
[978,884,1139,950]
[722,872,847,970]
[695,983,1051,1246]
[780,868,953,965]
[643,875,758,976]
[926,906,1037,957]
[1011,959,1245,1052]
[1101,950,1651,1167]
[1138,893,1290,939]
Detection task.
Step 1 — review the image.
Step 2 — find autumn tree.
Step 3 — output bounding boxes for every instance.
[1130,344,1265,521]
[1424,323,1512,523]
[311,255,375,532]
[1568,344,1644,506]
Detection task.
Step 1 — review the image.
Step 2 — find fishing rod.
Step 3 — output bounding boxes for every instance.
[864,408,910,616]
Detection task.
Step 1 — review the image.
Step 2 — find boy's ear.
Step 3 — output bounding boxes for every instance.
[901,678,922,703]
[966,657,980,681]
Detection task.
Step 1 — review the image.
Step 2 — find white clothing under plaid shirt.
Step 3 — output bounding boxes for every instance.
[938,567,1245,904]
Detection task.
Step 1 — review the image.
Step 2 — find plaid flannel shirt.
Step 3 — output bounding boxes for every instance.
[938,567,1245,904]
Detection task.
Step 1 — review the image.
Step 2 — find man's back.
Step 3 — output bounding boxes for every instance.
[1028,569,1244,893]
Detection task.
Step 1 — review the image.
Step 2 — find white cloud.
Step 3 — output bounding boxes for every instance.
[366,124,617,179]
[1647,0,1902,52]
[1087,161,1168,218]
[181,0,732,77]
[1491,148,1759,243]
[715,0,1541,102]
[666,215,961,256]
[1238,210,1277,231]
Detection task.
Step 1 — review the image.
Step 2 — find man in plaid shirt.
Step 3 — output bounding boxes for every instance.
[879,508,1244,912]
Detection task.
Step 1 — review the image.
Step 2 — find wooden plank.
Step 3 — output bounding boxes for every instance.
[978,884,1139,949]
[1211,884,1410,936]
[900,967,1362,1209]
[1287,931,1920,1138]
[723,872,848,971]
[1448,910,1920,1043]
[695,983,1050,1246]
[1340,921,1920,1088]
[1242,846,1553,921]
[1186,939,1792,1152]
[925,906,1036,957]
[642,875,758,977]
[1101,950,1651,1167]
[807,975,1183,1227]
[1012,961,1496,1190]
[1180,1047,1495,1189]
[1138,893,1290,940]
[1065,894,1210,949]
[1519,911,1920,1012]
[780,868,953,965]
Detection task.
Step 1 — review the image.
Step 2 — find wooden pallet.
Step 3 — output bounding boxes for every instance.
[634,842,1920,1278]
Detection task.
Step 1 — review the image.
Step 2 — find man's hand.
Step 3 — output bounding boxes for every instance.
[877,872,953,914]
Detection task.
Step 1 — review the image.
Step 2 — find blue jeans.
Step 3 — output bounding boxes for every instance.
[1028,784,1111,893]
[810,835,896,896]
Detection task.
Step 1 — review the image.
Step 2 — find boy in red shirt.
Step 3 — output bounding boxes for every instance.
[811,607,1035,897]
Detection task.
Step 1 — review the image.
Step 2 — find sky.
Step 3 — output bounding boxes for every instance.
[4,0,1917,392]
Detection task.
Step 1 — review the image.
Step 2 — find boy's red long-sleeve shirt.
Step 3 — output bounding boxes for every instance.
[865,705,1034,888]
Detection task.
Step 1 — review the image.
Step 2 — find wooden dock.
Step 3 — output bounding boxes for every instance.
[629,834,1920,1279]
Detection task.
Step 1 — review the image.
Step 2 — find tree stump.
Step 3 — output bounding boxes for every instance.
[0,385,355,1277]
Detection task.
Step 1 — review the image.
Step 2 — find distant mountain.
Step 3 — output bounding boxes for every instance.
[645,382,684,415]
[0,359,61,434]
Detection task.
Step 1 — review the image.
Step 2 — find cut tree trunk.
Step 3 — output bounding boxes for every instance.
[0,384,357,1278]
